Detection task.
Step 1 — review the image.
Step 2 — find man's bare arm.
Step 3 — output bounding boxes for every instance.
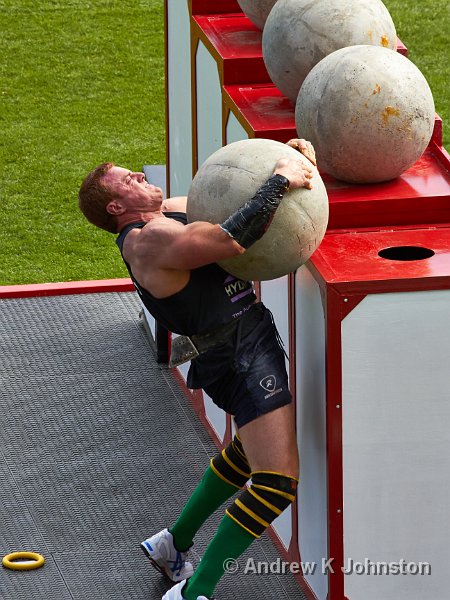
[162,196,187,213]
[133,219,244,271]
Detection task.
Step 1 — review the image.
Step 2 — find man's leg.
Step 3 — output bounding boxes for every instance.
[169,433,252,550]
[236,401,299,478]
[142,435,251,582]
[180,403,299,600]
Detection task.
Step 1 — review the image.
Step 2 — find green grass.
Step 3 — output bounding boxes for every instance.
[0,0,165,284]
[0,0,448,285]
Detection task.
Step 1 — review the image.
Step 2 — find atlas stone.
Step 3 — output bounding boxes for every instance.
[237,0,278,30]
[187,139,329,281]
[295,45,435,184]
[262,0,397,103]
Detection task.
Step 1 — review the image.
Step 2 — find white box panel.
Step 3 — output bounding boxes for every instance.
[195,41,223,168]
[296,265,328,600]
[342,290,450,600]
[142,305,156,340]
[225,110,249,144]
[167,0,192,196]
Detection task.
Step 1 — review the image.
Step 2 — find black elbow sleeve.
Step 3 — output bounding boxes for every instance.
[220,174,290,249]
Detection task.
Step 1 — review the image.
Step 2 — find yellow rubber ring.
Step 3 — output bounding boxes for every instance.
[2,551,45,571]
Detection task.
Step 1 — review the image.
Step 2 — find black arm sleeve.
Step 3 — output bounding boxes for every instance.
[219,174,290,249]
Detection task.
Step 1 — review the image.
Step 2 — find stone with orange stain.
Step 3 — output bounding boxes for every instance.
[382,106,401,125]
[262,0,397,103]
[295,45,435,183]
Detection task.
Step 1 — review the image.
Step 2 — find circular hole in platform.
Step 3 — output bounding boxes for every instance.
[378,246,435,261]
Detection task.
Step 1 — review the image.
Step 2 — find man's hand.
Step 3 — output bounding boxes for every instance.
[273,157,314,190]
[286,138,317,166]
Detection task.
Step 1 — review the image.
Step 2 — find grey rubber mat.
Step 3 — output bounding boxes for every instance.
[0,292,308,599]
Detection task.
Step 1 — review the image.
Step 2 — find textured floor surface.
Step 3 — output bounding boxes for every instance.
[0,291,308,599]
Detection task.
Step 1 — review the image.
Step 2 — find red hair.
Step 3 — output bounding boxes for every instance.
[78,162,119,233]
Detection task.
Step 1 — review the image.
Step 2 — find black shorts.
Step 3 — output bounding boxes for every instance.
[201,306,292,428]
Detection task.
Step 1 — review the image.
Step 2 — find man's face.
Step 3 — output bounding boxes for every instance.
[102,166,163,211]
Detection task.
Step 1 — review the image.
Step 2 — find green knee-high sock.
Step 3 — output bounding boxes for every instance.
[169,465,240,551]
[183,514,255,600]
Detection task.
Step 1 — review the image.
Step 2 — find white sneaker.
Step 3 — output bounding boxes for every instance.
[141,528,194,582]
[162,579,209,600]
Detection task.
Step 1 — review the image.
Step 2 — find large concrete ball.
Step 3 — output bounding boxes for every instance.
[262,0,397,102]
[187,139,329,281]
[237,0,278,30]
[295,45,435,184]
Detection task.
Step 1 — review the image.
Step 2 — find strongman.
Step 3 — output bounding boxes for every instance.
[78,139,316,600]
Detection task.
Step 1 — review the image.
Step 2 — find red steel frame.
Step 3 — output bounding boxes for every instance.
[0,279,134,300]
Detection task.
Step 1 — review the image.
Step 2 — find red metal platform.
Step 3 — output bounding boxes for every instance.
[190,0,240,15]
[310,227,450,294]
[224,83,442,146]
[193,10,408,87]
[166,6,450,600]
[192,13,270,85]
[324,142,450,232]
[223,82,450,230]
[223,83,297,141]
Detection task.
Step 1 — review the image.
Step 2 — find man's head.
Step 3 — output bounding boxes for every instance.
[78,163,164,233]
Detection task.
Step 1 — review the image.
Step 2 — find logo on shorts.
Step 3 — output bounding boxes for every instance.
[260,375,277,392]
[260,375,283,400]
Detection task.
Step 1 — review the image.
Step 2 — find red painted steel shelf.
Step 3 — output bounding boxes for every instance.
[224,83,442,145]
[191,0,409,66]
[193,9,408,87]
[310,227,450,293]
[192,13,271,84]
[224,83,297,141]
[190,0,240,15]
[324,142,450,231]
[224,82,450,230]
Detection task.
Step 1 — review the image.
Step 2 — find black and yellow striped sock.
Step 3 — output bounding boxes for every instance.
[183,471,298,600]
[169,435,251,552]
[210,433,251,489]
[226,470,298,538]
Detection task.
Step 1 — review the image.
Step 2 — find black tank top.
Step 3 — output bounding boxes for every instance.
[115,213,256,336]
